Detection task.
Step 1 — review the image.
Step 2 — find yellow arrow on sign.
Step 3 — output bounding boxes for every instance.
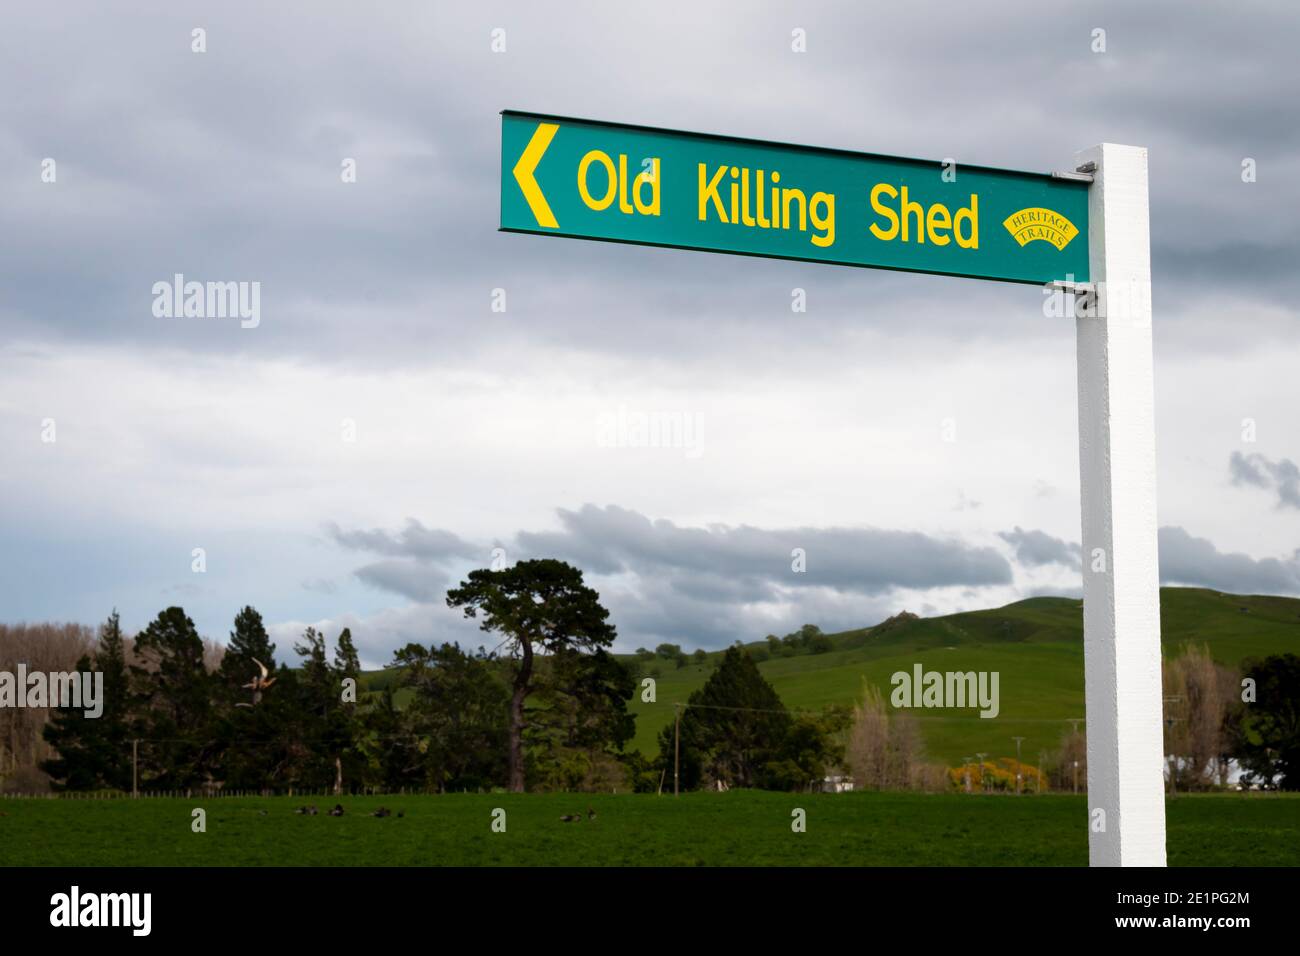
[512,122,559,229]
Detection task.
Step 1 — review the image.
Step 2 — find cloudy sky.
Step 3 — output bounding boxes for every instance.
[2,1,1297,666]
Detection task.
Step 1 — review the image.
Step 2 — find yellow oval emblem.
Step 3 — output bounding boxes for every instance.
[1002,207,1079,250]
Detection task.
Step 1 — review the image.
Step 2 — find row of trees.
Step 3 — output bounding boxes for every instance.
[42,606,367,792]
[39,560,640,794]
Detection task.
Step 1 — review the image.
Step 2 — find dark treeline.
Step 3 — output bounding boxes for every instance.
[30,558,851,795]
[39,560,649,794]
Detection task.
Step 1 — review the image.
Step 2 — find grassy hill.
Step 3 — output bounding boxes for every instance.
[354,587,1298,768]
[622,587,1300,765]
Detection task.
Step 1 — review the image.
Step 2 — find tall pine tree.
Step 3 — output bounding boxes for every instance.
[131,606,214,789]
[42,610,134,791]
[658,646,791,790]
[212,605,286,789]
[331,627,365,792]
[217,606,276,699]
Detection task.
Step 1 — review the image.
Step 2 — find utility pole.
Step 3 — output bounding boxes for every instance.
[1165,715,1179,797]
[673,704,681,797]
[975,752,987,794]
[132,739,139,799]
[1163,696,1183,798]
[1013,737,1025,794]
[963,756,972,794]
[1068,717,1083,795]
[1037,750,1046,794]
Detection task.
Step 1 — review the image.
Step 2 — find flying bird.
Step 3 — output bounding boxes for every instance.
[235,657,277,708]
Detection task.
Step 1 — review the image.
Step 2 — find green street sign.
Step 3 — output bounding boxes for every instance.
[501,111,1089,284]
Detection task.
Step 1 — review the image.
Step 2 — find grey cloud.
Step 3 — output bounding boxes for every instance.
[1229,451,1270,487]
[1001,523,1300,596]
[328,517,480,602]
[1158,526,1300,595]
[999,526,1082,569]
[515,504,1012,597]
[326,504,1012,649]
[598,573,905,652]
[325,511,1300,653]
[326,519,481,562]
[1229,452,1300,509]
[354,560,448,603]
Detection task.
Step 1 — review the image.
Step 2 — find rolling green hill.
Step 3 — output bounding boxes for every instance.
[355,588,1298,768]
[622,587,1300,765]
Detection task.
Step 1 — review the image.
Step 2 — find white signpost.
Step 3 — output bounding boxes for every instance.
[1071,143,1166,866]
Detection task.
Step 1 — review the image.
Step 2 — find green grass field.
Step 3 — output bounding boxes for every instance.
[2,791,1297,866]
[623,588,1300,763]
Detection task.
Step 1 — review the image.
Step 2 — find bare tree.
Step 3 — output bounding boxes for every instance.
[1163,644,1239,790]
[844,683,935,791]
[0,622,96,785]
[1049,728,1087,792]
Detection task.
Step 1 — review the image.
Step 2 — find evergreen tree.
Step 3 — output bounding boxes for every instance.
[286,626,363,791]
[658,646,791,790]
[529,647,635,790]
[334,627,360,678]
[447,559,618,792]
[94,609,132,789]
[131,606,214,789]
[41,653,103,790]
[217,605,276,696]
[1237,653,1300,789]
[41,611,135,791]
[331,627,365,792]
[289,626,335,788]
[546,647,635,751]
[391,642,509,791]
[212,606,293,791]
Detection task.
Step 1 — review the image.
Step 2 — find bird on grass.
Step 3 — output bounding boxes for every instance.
[294,804,319,816]
[587,806,596,821]
[560,813,581,823]
[235,658,277,708]
[372,807,391,818]
[328,804,344,817]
